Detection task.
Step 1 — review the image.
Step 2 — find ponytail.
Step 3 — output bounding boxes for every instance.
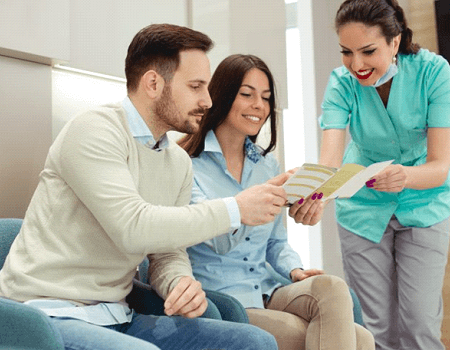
[387,0,420,54]
[335,0,420,54]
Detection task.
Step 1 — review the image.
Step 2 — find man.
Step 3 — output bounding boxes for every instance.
[0,24,285,349]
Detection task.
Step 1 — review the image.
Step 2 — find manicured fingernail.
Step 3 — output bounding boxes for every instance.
[366,179,376,185]
[311,193,317,200]
[318,193,323,200]
[298,198,304,205]
[366,183,374,188]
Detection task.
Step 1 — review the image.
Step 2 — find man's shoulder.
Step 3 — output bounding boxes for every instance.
[166,138,193,163]
[64,103,128,135]
[77,102,126,124]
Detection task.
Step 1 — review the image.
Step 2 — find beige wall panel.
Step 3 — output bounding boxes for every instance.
[0,56,52,218]
[408,0,438,53]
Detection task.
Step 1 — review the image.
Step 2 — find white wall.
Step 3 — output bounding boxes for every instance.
[52,68,126,139]
[192,0,287,110]
[304,0,346,277]
[67,0,187,78]
[0,0,69,65]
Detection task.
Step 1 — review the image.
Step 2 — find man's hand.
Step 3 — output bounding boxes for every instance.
[164,276,207,318]
[267,168,297,186]
[289,195,326,225]
[235,175,287,226]
[290,268,324,282]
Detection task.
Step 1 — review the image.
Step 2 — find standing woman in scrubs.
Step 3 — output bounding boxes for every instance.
[319,0,450,349]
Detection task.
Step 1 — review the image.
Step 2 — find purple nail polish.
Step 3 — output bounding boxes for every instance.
[318,193,323,200]
[311,193,317,200]
[366,183,374,188]
[298,198,304,205]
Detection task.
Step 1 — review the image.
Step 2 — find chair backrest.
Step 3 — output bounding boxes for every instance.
[0,218,23,269]
[0,218,66,350]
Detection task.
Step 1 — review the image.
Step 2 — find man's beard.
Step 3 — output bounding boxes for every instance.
[155,84,207,135]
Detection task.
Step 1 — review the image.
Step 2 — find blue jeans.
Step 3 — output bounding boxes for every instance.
[51,313,278,350]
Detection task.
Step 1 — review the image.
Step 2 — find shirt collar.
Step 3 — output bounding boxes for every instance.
[204,130,263,164]
[122,96,169,150]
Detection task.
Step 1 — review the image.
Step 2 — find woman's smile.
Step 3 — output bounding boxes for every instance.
[355,69,374,80]
[243,114,262,123]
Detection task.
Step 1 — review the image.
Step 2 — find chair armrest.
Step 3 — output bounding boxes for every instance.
[0,297,64,350]
[126,279,222,320]
[204,289,249,324]
[349,288,365,326]
[126,279,166,316]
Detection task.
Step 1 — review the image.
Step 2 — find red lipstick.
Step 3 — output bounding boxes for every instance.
[355,69,373,80]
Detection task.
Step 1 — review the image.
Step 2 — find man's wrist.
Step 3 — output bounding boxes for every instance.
[222,197,241,231]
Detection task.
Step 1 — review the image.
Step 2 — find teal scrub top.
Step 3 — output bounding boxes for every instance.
[320,49,450,243]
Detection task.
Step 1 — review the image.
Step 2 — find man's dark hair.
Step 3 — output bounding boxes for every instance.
[125,23,213,92]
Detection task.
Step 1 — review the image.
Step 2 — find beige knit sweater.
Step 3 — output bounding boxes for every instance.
[0,103,231,304]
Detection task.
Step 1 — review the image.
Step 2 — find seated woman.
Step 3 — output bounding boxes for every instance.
[179,54,375,350]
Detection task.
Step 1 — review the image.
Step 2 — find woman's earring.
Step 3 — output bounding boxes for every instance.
[392,55,397,65]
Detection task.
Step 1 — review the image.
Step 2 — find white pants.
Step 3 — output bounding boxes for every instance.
[338,216,449,350]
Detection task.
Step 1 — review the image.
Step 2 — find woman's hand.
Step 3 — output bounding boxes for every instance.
[366,164,407,192]
[290,268,324,282]
[288,194,325,225]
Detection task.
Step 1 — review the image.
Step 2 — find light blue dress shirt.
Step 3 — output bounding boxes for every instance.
[187,130,303,308]
[320,49,450,243]
[122,96,170,150]
[25,299,133,326]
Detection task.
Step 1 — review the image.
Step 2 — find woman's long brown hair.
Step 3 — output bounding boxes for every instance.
[179,54,278,158]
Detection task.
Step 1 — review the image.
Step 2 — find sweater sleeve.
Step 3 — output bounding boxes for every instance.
[57,110,231,256]
[148,248,193,299]
[148,163,196,299]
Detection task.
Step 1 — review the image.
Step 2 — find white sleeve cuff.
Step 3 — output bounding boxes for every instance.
[222,197,241,231]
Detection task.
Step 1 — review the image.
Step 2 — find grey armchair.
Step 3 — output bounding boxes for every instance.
[132,257,249,323]
[0,217,249,350]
